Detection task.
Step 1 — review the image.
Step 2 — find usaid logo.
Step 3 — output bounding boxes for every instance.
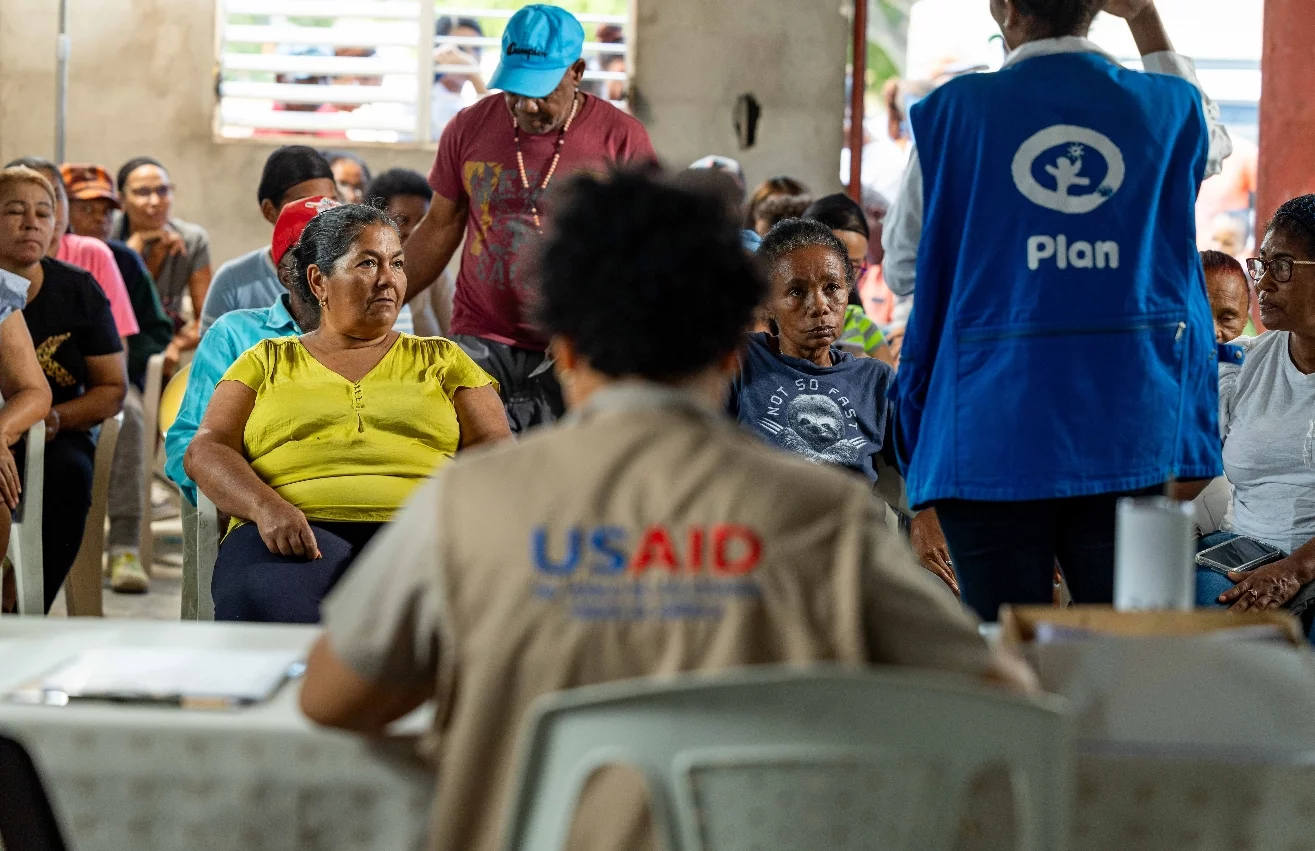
[1011,125,1125,215]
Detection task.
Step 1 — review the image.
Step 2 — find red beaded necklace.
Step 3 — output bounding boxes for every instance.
[512,91,582,232]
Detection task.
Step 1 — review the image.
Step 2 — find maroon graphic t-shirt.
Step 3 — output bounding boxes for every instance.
[428,93,656,351]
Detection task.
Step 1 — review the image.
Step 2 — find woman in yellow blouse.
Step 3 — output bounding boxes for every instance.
[186,204,511,622]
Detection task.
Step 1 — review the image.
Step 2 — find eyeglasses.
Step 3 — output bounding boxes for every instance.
[1246,257,1315,284]
[127,185,173,200]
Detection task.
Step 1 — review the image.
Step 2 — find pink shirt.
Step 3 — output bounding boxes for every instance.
[428,93,656,350]
[57,234,140,337]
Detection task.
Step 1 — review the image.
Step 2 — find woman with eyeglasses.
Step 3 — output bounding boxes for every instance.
[114,157,212,371]
[1193,195,1315,635]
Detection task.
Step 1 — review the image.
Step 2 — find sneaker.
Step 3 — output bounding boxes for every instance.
[109,552,150,594]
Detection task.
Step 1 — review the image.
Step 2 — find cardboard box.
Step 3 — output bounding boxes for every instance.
[999,604,1305,649]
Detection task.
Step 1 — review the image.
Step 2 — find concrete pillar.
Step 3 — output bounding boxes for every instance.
[631,0,848,195]
[1256,0,1315,226]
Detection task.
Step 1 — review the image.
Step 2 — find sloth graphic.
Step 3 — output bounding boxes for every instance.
[758,394,868,467]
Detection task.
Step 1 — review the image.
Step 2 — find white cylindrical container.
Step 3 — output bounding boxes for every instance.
[1115,496,1196,611]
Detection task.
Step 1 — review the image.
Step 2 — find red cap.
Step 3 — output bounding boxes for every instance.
[271,195,341,265]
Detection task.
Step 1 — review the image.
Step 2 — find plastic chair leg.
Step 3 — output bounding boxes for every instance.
[137,354,165,577]
[9,422,46,616]
[64,416,120,617]
[196,494,219,620]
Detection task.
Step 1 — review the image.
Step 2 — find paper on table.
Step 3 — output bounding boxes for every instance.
[1032,622,1292,645]
[11,647,304,706]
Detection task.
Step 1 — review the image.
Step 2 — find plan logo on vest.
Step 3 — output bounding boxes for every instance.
[1012,125,1125,214]
[1013,125,1126,272]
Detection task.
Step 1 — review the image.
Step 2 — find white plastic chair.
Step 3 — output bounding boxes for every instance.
[501,666,1072,851]
[6,421,45,615]
[62,415,121,617]
[1191,476,1232,537]
[180,493,219,620]
[193,492,219,620]
[136,352,166,573]
[6,415,118,617]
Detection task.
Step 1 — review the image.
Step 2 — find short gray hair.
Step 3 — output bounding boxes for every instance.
[758,217,855,287]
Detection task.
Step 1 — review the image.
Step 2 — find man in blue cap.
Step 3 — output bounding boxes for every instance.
[403,4,656,433]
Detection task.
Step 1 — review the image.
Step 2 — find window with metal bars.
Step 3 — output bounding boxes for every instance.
[216,0,630,146]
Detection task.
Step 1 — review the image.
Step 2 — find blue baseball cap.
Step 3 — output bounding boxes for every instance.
[489,5,586,99]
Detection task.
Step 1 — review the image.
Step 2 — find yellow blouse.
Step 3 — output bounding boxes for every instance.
[220,334,495,524]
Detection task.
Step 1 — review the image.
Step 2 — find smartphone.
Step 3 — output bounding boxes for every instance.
[1195,536,1284,576]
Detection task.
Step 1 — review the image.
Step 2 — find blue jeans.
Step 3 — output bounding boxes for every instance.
[1194,531,1238,608]
[1194,531,1315,643]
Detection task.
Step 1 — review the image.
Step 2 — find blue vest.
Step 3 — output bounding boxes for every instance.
[895,52,1222,506]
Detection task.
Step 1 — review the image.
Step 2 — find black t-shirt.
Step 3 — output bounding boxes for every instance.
[21,258,123,407]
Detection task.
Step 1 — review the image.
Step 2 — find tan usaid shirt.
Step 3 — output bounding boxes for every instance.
[322,382,991,851]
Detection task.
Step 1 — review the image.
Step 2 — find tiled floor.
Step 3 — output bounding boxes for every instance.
[47,489,187,621]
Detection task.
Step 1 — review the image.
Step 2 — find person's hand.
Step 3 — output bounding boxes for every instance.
[153,228,187,258]
[127,228,186,259]
[884,327,905,362]
[43,408,60,442]
[434,45,479,72]
[1218,557,1311,612]
[162,341,182,377]
[253,497,321,560]
[1103,0,1154,19]
[910,508,959,596]
[0,443,20,510]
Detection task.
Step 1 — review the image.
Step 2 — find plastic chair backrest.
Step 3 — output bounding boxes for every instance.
[502,667,1072,851]
[140,353,192,578]
[7,421,45,615]
[1192,476,1232,537]
[0,733,66,851]
[157,359,190,436]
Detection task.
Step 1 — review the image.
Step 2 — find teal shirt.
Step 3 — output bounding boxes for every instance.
[164,295,302,505]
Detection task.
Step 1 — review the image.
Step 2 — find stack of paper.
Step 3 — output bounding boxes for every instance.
[8,647,304,707]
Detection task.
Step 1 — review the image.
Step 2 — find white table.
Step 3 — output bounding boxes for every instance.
[1034,637,1315,851]
[0,619,434,851]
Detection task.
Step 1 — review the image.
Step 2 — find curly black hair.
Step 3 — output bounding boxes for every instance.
[537,169,765,380]
[1267,195,1315,258]
[364,168,433,207]
[759,217,856,288]
[289,204,398,307]
[1012,0,1103,38]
